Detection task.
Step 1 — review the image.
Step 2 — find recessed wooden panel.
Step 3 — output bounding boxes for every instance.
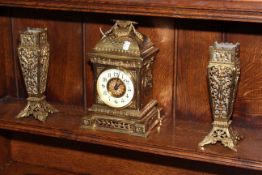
[226,23,262,122]
[10,135,197,175]
[84,15,113,110]
[138,18,175,118]
[10,133,258,175]
[0,9,16,98]
[176,20,222,122]
[10,9,84,105]
[0,16,7,98]
[0,132,10,168]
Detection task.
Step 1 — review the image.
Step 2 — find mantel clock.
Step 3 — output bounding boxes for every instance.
[82,20,162,137]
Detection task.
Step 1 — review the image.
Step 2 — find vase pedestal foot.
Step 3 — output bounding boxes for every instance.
[16,96,58,122]
[198,121,242,151]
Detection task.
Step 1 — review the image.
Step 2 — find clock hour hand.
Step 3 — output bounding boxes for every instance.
[114,79,121,90]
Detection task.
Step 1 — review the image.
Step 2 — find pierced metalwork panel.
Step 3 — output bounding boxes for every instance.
[199,42,241,151]
[17,27,58,122]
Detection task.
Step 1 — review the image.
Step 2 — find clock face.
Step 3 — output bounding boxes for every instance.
[97,68,135,108]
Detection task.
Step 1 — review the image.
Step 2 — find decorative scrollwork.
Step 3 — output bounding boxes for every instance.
[17,27,58,122]
[90,57,141,68]
[82,100,161,137]
[17,96,58,122]
[198,122,241,151]
[199,42,241,151]
[95,118,132,130]
[208,65,235,119]
[102,20,143,41]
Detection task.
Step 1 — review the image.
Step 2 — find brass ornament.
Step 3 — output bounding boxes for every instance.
[17,27,58,122]
[83,100,162,137]
[82,20,163,137]
[199,42,242,151]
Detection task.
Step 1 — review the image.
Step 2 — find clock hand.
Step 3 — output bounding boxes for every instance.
[114,83,118,90]
[114,80,122,90]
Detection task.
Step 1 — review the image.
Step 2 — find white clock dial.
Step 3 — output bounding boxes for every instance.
[97,68,135,108]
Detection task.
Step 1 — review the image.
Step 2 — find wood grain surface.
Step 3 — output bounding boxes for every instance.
[0,16,6,97]
[0,133,10,169]
[10,133,262,175]
[226,22,262,124]
[1,0,262,22]
[10,135,207,175]
[0,8,16,98]
[83,14,113,110]
[138,17,175,119]
[0,162,79,175]
[176,20,223,122]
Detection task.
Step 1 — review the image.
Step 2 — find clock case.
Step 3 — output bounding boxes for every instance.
[82,20,162,137]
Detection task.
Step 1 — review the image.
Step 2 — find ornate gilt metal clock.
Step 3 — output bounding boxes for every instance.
[82,20,162,137]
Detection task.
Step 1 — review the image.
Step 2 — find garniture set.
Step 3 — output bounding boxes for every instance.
[17,20,242,151]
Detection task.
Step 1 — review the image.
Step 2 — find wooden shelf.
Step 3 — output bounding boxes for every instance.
[1,0,262,23]
[0,98,261,171]
[0,161,80,175]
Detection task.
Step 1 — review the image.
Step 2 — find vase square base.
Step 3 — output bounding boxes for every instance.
[198,121,242,151]
[16,96,58,122]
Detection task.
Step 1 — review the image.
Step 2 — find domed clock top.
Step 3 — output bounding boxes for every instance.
[92,20,156,58]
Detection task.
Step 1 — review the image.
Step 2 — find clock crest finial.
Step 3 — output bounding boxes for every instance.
[94,20,155,57]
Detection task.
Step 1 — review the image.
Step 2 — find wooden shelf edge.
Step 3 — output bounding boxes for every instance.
[1,120,260,171]
[1,0,262,23]
[0,98,261,171]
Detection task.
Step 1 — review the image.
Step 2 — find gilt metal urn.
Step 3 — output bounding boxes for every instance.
[199,42,242,151]
[17,27,58,122]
